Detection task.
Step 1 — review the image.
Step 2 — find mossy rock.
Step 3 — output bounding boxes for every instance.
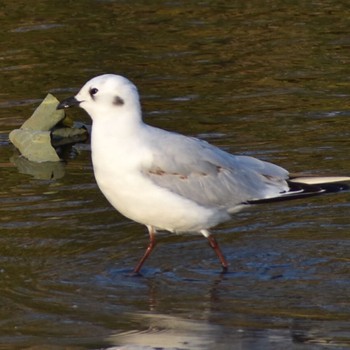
[9,93,87,163]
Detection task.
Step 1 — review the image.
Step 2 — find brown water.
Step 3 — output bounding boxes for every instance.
[1,1,350,349]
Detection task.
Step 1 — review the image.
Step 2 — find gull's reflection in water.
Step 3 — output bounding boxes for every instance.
[107,314,350,350]
[102,270,350,350]
[103,274,283,350]
[105,312,297,350]
[108,313,219,350]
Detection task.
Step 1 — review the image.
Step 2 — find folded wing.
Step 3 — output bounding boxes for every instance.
[142,129,292,210]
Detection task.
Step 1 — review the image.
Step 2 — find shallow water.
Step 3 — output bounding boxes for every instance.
[1,0,350,349]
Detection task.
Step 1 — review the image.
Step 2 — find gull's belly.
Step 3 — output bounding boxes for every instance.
[94,168,229,232]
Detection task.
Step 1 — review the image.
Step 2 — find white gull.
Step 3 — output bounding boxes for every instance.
[57,74,350,273]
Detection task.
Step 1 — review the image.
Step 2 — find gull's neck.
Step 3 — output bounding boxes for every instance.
[92,102,143,136]
[90,104,150,178]
[90,102,147,166]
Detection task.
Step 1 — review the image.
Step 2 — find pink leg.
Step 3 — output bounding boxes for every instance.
[207,234,229,272]
[133,226,156,274]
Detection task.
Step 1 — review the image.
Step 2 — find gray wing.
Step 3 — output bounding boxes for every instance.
[142,127,290,211]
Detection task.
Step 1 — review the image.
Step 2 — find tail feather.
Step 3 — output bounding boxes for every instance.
[289,175,350,185]
[247,176,349,205]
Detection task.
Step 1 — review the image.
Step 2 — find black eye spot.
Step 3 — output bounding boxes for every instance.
[89,87,98,99]
[113,96,124,106]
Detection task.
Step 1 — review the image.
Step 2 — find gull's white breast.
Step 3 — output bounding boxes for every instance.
[90,120,229,232]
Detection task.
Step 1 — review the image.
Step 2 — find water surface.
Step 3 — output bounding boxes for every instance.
[1,1,350,349]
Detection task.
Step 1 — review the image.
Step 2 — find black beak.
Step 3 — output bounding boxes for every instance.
[57,96,81,110]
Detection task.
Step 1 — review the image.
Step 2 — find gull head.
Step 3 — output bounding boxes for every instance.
[57,74,141,121]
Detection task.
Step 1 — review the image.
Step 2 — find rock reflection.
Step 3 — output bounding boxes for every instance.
[10,153,65,180]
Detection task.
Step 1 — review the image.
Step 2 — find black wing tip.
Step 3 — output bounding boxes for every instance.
[289,180,350,193]
[246,181,349,205]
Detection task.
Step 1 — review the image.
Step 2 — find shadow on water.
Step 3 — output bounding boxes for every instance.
[0,0,350,349]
